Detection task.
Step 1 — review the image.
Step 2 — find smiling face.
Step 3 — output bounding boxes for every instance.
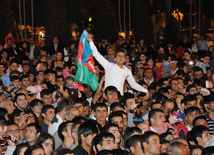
[115,52,125,66]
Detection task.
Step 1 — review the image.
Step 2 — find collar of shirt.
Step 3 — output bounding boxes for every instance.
[143,77,154,85]
[171,68,178,75]
[56,113,63,122]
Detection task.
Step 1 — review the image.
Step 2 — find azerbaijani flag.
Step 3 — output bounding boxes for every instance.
[75,30,99,91]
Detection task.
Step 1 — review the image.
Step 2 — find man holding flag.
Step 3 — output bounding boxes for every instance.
[85,33,148,96]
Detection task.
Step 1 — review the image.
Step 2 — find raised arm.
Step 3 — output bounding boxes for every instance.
[126,70,148,94]
[86,34,112,70]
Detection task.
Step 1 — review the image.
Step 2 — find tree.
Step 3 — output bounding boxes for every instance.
[132,0,154,44]
[45,0,71,45]
[0,0,17,44]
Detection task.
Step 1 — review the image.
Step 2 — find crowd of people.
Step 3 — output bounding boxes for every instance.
[0,31,214,155]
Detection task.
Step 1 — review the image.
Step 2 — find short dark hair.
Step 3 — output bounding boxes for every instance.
[29,99,43,108]
[35,133,55,150]
[9,59,18,66]
[26,123,42,134]
[184,106,200,116]
[104,86,119,95]
[102,123,119,133]
[36,71,43,77]
[186,85,196,93]
[202,146,214,155]
[124,92,134,107]
[191,125,209,145]
[41,105,55,114]
[184,94,197,106]
[24,145,44,155]
[71,116,87,124]
[0,108,8,118]
[128,135,142,148]
[193,66,203,74]
[141,131,159,150]
[20,75,29,82]
[40,89,51,98]
[0,116,6,128]
[110,102,125,111]
[78,121,98,144]
[13,143,29,155]
[10,75,19,82]
[56,98,70,113]
[14,93,26,102]
[74,98,88,107]
[108,111,123,123]
[148,109,164,126]
[56,149,74,155]
[58,121,73,141]
[93,132,115,153]
[124,127,141,148]
[150,102,162,110]
[96,150,113,155]
[162,99,174,108]
[94,103,108,111]
[193,116,207,127]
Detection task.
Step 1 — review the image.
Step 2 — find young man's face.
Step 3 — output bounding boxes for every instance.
[97,137,116,151]
[36,72,44,82]
[22,65,30,73]
[171,80,178,92]
[111,116,124,134]
[46,73,54,82]
[115,52,125,66]
[0,65,5,73]
[25,126,39,145]
[43,108,55,122]
[194,71,203,79]
[7,124,20,140]
[163,101,174,116]
[32,148,45,155]
[56,77,64,86]
[73,103,85,117]
[108,127,121,144]
[10,63,18,72]
[94,107,108,122]
[12,79,21,87]
[186,110,200,126]
[186,100,197,109]
[83,133,97,148]
[125,98,135,112]
[105,91,118,105]
[130,142,143,155]
[144,69,153,79]
[21,78,30,88]
[4,99,14,114]
[195,119,209,128]
[189,87,197,95]
[143,135,161,155]
[29,74,35,82]
[42,94,52,105]
[200,131,211,146]
[16,95,27,110]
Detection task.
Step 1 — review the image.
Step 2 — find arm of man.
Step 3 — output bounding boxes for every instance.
[126,69,148,93]
[87,34,112,70]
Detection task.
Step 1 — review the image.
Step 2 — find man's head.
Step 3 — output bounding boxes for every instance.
[128,135,143,155]
[193,116,209,128]
[22,63,30,74]
[14,93,27,111]
[41,105,55,123]
[102,123,121,145]
[41,89,52,105]
[193,66,204,79]
[170,61,178,70]
[65,105,80,121]
[149,109,165,128]
[93,103,108,123]
[162,99,175,116]
[104,86,119,105]
[137,122,150,134]
[58,121,74,142]
[141,131,161,155]
[202,146,214,155]
[107,45,116,56]
[170,79,178,92]
[108,111,124,134]
[186,85,197,95]
[0,116,7,136]
[78,121,98,146]
[144,68,153,80]
[20,75,30,88]
[184,95,197,109]
[115,51,126,66]
[185,106,200,127]
[29,99,43,115]
[10,75,21,87]
[56,76,64,86]
[110,102,125,112]
[124,93,135,112]
[166,142,188,155]
[208,95,214,113]
[0,99,15,114]
[53,37,59,44]
[9,59,18,72]
[93,132,116,153]
[44,69,56,83]
[73,98,88,117]
[25,123,42,146]
[24,145,45,155]
[36,71,44,83]
[7,123,20,140]
[56,98,70,114]
[191,125,211,147]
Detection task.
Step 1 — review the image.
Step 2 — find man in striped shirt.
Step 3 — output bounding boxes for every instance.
[205,95,214,135]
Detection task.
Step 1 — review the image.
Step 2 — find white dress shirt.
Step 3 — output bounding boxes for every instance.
[49,113,63,135]
[90,42,148,95]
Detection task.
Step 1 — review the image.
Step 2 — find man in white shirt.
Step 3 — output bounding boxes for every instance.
[86,34,148,96]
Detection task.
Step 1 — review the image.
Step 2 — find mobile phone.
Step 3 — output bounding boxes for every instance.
[67,88,78,100]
